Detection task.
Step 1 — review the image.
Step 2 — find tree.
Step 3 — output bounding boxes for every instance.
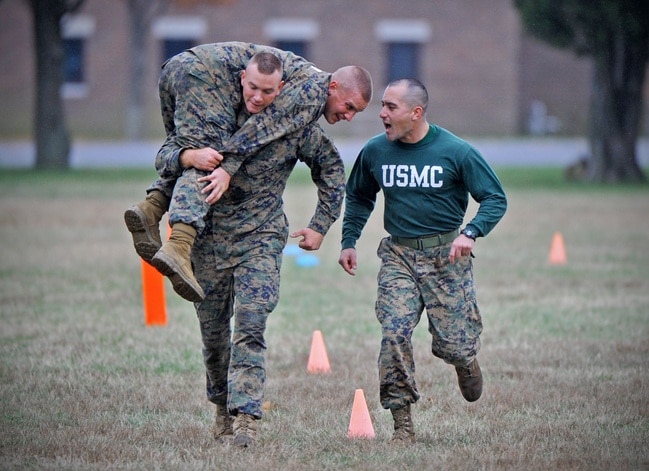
[28,0,85,169]
[514,0,649,183]
[124,0,170,140]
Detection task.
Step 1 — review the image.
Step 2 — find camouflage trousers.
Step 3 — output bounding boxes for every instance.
[147,167,211,231]
[375,237,483,410]
[148,50,240,231]
[194,251,282,419]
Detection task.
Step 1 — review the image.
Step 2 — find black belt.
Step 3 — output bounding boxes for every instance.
[391,229,459,250]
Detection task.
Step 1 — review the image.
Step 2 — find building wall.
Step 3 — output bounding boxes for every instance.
[0,0,646,141]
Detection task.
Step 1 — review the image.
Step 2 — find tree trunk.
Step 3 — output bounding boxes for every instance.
[124,0,147,140]
[587,30,647,183]
[31,0,71,169]
[124,0,170,140]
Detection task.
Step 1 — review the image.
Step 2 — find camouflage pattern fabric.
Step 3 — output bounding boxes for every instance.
[191,121,345,418]
[197,252,280,416]
[150,41,329,190]
[375,237,483,410]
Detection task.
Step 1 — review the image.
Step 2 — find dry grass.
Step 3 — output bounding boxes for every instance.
[0,167,648,470]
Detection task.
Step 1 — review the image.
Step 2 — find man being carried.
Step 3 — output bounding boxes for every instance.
[124,42,372,302]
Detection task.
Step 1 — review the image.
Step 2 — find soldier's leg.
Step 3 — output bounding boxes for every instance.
[376,238,424,442]
[227,252,281,447]
[193,237,236,439]
[150,167,210,302]
[421,245,483,401]
[228,252,281,418]
[376,239,424,409]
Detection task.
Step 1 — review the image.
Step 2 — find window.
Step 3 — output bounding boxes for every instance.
[386,42,420,83]
[264,19,319,61]
[153,17,207,64]
[64,38,84,83]
[162,38,195,63]
[375,20,431,85]
[61,14,95,98]
[275,40,308,60]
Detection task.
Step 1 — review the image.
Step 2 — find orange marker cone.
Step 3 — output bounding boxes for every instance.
[142,260,167,326]
[347,389,375,439]
[142,221,170,326]
[307,330,331,374]
[549,231,567,265]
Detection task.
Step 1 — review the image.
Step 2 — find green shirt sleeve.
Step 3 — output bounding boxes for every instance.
[341,147,380,249]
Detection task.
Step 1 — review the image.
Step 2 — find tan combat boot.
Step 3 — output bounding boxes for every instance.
[391,404,415,443]
[151,223,205,302]
[232,413,257,448]
[123,190,170,263]
[212,404,234,442]
[455,358,483,402]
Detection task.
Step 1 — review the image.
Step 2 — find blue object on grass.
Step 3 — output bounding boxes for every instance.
[296,254,320,267]
[283,244,302,256]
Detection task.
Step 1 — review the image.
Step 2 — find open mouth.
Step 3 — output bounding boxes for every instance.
[383,122,392,131]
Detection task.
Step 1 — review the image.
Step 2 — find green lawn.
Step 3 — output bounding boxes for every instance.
[0,167,647,470]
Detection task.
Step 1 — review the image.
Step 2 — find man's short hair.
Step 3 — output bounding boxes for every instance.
[388,78,428,113]
[249,52,283,75]
[333,66,373,104]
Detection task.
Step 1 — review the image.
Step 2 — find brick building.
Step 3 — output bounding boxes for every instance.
[0,0,646,141]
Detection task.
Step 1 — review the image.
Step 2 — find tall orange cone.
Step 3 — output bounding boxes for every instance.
[142,222,170,326]
[347,389,375,439]
[307,330,331,373]
[142,260,167,326]
[549,231,567,265]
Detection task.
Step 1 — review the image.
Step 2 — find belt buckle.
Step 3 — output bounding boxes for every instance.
[416,238,424,250]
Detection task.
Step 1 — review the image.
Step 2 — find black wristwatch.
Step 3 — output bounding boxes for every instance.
[461,228,477,240]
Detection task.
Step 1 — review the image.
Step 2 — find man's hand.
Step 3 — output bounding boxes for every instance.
[449,234,475,264]
[180,148,223,171]
[197,167,232,204]
[338,248,357,276]
[290,228,324,251]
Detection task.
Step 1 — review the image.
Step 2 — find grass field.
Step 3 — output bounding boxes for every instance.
[1,166,648,470]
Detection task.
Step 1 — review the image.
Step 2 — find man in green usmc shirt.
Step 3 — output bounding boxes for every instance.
[338,78,507,443]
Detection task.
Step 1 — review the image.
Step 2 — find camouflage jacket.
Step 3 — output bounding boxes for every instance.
[193,121,346,270]
[156,41,331,179]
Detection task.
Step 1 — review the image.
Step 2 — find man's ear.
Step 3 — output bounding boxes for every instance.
[277,80,285,94]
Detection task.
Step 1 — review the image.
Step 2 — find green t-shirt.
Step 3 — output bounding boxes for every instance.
[341,124,507,249]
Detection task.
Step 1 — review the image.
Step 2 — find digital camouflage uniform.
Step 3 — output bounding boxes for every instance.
[192,121,345,419]
[342,124,507,410]
[375,238,482,408]
[149,41,331,232]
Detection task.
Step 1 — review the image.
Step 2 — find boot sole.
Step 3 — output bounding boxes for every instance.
[151,251,205,303]
[124,206,161,263]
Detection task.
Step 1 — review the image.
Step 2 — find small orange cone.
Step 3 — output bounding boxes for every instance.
[347,389,375,439]
[549,231,567,265]
[307,330,331,374]
[142,221,170,326]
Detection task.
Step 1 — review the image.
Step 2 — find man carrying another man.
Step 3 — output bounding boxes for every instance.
[124,42,372,302]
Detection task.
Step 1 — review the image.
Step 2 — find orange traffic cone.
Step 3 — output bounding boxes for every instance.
[307,330,331,374]
[142,259,167,326]
[549,231,567,265]
[347,389,375,439]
